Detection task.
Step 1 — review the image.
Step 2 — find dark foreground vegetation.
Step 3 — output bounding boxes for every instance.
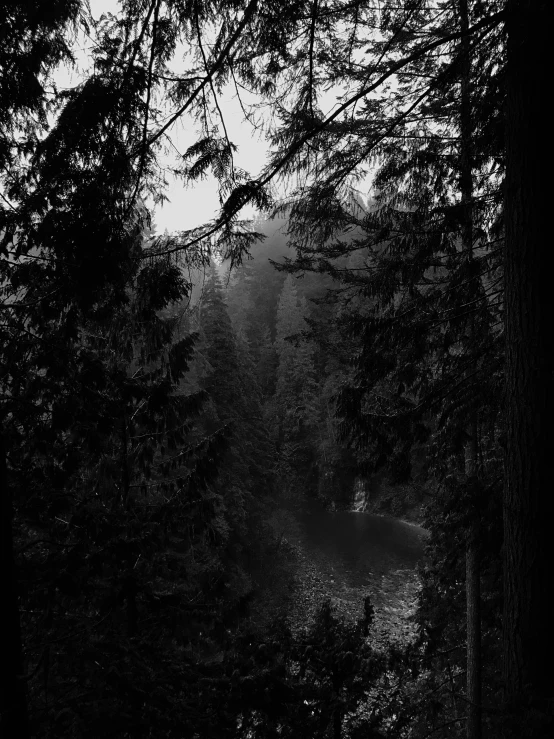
[1,1,550,737]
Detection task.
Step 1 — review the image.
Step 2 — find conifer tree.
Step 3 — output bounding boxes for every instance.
[1,221,240,735]
[197,265,276,616]
[2,0,551,733]
[255,324,279,399]
[503,1,552,730]
[1,0,297,725]
[273,274,319,498]
[260,2,505,733]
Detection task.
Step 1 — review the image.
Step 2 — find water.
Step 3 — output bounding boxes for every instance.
[296,507,427,639]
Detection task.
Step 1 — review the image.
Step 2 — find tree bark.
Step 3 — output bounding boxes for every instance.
[459,3,482,735]
[504,0,553,727]
[121,412,130,508]
[465,425,481,739]
[0,434,31,737]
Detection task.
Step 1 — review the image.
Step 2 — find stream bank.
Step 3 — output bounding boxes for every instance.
[270,506,427,648]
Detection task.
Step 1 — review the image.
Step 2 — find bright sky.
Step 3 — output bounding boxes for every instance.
[54,0,375,235]
[54,0,269,235]
[149,96,268,234]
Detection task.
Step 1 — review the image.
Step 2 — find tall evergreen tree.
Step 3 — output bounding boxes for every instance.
[273,274,319,498]
[503,1,552,733]
[257,2,505,734]
[197,266,277,619]
[0,1,304,728]
[2,0,552,733]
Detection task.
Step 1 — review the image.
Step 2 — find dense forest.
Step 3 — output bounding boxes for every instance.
[0,1,550,738]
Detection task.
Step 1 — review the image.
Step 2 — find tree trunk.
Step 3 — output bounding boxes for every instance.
[125,571,138,638]
[459,3,481,735]
[0,434,31,737]
[465,425,481,739]
[333,708,342,739]
[121,412,130,508]
[504,0,553,728]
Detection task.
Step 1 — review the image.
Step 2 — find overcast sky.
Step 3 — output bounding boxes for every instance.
[153,98,269,235]
[54,1,373,236]
[54,0,270,235]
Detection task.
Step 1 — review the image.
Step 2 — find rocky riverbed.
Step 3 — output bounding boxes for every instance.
[272,508,425,649]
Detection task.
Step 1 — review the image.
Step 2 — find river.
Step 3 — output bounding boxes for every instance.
[287,507,428,644]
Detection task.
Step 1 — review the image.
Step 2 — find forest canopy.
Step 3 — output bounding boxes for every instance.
[0,1,550,738]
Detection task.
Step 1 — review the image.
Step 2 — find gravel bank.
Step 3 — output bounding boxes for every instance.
[273,509,420,648]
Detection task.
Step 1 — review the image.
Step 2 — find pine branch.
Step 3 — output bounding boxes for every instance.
[146,8,504,260]
[145,0,259,152]
[308,0,318,121]
[194,0,235,184]
[127,0,161,214]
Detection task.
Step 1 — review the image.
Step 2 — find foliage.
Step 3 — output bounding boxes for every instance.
[213,597,392,739]
[195,265,278,608]
[0,0,547,735]
[252,0,507,734]
[0,3,303,734]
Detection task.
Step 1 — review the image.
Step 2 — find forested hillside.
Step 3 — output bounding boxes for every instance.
[1,1,550,738]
